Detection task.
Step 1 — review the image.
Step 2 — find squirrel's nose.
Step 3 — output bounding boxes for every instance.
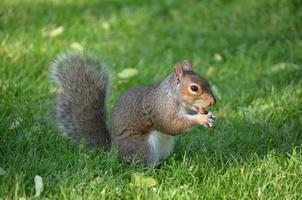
[209,96,216,106]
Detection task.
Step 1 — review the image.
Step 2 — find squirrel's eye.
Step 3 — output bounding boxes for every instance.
[190,85,198,92]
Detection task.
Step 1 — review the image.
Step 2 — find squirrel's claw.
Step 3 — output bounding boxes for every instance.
[203,112,216,128]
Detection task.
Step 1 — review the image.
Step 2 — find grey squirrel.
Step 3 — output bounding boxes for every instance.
[51,52,216,165]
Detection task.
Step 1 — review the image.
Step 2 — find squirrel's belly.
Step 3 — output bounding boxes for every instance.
[148,130,175,164]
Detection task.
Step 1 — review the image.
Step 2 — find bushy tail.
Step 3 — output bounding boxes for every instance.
[50,52,110,149]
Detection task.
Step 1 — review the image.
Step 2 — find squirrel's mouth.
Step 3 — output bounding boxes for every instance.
[198,107,208,114]
[181,102,208,115]
[192,106,208,114]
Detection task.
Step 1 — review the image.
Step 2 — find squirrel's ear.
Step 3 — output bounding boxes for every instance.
[182,60,193,71]
[173,63,183,84]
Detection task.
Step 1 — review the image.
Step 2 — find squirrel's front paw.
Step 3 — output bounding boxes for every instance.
[201,112,216,128]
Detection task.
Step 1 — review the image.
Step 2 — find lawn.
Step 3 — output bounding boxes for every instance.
[1,0,302,199]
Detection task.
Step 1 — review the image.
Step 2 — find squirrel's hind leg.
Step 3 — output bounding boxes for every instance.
[113,137,152,165]
[113,131,175,165]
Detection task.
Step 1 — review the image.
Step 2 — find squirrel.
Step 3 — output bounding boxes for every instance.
[50,52,216,165]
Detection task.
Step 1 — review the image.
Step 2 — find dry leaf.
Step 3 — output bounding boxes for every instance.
[117,68,138,79]
[131,173,157,188]
[102,22,110,30]
[34,175,44,197]
[214,53,223,62]
[205,67,215,76]
[70,42,83,51]
[43,26,64,37]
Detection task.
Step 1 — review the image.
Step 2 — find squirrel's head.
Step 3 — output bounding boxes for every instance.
[173,60,216,114]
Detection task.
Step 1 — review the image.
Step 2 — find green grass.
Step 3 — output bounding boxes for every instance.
[1,0,302,199]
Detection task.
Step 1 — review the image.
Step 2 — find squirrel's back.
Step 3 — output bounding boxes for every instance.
[50,52,110,149]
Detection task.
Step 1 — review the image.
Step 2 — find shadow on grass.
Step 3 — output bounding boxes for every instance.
[180,116,301,160]
[178,65,302,163]
[1,0,151,31]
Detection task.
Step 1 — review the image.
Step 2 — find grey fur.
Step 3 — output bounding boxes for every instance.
[51,52,110,149]
[111,76,200,164]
